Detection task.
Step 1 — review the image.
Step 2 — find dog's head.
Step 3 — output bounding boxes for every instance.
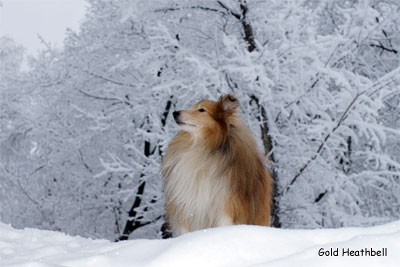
[173,94,239,135]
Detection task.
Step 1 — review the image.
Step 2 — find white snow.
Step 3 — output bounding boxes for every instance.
[1,221,400,267]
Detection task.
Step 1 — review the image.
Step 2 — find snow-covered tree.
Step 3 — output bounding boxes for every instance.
[1,0,399,240]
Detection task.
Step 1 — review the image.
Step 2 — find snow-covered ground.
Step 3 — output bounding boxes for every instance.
[1,221,399,267]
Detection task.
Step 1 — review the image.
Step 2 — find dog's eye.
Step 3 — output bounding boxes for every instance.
[198,108,206,112]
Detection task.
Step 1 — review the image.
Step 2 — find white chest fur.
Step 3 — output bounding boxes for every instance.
[164,149,231,231]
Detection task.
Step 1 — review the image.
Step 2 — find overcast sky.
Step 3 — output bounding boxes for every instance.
[0,0,86,55]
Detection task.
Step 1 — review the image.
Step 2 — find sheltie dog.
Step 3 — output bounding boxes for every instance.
[162,94,273,236]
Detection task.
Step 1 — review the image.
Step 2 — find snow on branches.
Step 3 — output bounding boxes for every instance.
[0,0,399,239]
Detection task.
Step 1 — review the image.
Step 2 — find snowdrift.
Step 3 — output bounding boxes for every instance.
[1,221,399,267]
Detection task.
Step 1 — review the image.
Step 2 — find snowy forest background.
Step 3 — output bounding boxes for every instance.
[1,0,400,241]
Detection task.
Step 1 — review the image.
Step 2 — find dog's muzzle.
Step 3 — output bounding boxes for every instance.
[173,111,182,124]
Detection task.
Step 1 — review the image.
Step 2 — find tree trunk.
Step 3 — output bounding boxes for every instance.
[238,0,280,227]
[117,98,174,241]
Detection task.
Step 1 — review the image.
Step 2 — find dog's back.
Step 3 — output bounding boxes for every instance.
[162,95,272,236]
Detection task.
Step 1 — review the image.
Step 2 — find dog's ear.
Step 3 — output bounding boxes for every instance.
[219,94,239,112]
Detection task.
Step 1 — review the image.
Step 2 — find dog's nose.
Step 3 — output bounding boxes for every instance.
[173,111,180,118]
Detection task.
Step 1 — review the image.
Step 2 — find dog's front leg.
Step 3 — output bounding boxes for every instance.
[173,225,189,237]
[216,212,234,227]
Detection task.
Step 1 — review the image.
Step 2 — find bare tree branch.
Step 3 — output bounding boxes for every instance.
[154,5,226,17]
[77,89,134,109]
[216,1,240,19]
[370,42,398,54]
[285,91,362,194]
